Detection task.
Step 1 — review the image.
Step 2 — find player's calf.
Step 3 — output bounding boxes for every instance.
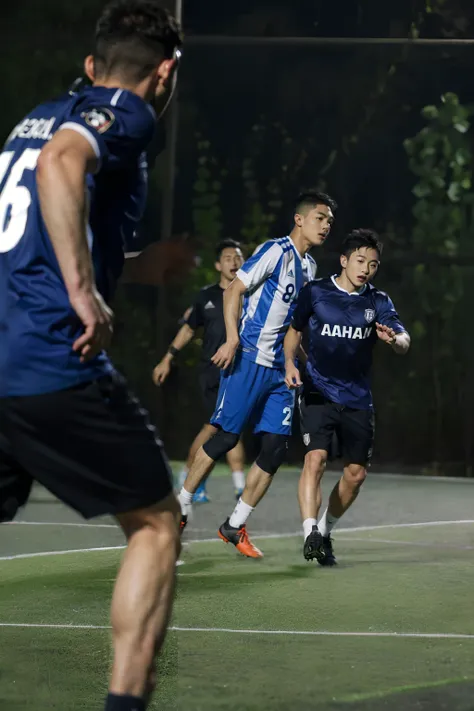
[108,495,180,708]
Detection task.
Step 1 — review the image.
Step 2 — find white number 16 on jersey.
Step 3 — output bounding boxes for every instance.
[0,148,41,253]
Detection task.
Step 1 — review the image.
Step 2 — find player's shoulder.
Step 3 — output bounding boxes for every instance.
[366,283,393,303]
[252,237,289,256]
[70,86,155,136]
[194,282,220,301]
[310,276,332,291]
[198,282,221,296]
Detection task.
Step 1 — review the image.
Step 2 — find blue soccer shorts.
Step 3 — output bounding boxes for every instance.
[210,351,294,435]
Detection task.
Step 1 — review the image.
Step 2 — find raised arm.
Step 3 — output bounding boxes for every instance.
[375,293,411,356]
[36,129,113,362]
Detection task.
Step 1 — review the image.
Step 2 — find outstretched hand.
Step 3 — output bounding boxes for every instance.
[376,322,397,345]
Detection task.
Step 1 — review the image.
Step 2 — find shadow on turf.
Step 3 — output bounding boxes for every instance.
[330,679,474,711]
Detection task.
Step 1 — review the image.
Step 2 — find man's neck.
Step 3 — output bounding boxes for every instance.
[219,276,232,289]
[288,227,310,258]
[93,77,148,102]
[335,273,362,294]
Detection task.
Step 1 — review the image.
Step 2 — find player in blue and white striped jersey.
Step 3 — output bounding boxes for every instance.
[179,190,337,557]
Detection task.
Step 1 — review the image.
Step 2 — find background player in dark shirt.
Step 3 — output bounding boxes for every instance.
[0,3,182,710]
[284,230,410,566]
[153,240,246,501]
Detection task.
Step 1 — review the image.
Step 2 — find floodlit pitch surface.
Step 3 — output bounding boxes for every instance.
[1,467,473,710]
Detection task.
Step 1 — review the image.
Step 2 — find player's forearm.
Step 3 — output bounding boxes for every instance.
[37,150,94,297]
[284,327,302,364]
[163,324,194,362]
[391,332,411,355]
[223,281,243,345]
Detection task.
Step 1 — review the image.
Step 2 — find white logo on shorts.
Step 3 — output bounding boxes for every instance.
[303,433,311,446]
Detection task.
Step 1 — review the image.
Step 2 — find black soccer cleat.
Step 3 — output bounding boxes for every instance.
[303,525,325,562]
[317,535,337,567]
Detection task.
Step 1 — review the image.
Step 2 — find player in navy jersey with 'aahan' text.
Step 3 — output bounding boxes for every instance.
[0,3,182,710]
[284,229,411,565]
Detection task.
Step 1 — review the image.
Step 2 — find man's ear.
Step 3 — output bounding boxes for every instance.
[340,255,347,269]
[84,55,95,82]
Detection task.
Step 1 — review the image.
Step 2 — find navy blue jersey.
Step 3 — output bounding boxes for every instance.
[292,276,406,409]
[0,85,155,396]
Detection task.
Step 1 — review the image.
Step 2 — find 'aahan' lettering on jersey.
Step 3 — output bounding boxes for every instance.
[321,324,373,340]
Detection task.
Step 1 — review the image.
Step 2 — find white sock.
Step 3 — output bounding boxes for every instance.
[303,517,318,542]
[319,508,339,537]
[178,467,188,488]
[229,498,254,528]
[178,487,194,517]
[232,470,246,492]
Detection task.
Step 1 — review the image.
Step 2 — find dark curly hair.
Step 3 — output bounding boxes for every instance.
[95,0,183,81]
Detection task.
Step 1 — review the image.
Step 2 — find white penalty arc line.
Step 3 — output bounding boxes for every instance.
[0,622,473,641]
[1,520,474,562]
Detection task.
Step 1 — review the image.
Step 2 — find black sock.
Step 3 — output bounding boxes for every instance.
[105,693,145,711]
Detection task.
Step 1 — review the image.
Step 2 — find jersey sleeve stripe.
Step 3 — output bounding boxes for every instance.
[110,89,123,107]
[58,122,101,161]
[236,268,252,287]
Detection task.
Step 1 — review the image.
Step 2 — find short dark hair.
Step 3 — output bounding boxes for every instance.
[215,239,242,261]
[295,189,338,215]
[95,0,182,82]
[342,229,383,259]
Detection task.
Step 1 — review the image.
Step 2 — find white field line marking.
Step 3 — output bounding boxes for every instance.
[0,622,474,641]
[1,520,473,562]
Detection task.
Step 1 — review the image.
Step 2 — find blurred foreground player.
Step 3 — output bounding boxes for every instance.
[0,2,182,710]
[179,191,336,557]
[284,230,410,565]
[153,239,247,501]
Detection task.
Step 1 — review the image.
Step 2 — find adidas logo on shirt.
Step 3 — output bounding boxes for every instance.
[204,301,215,310]
[287,269,294,278]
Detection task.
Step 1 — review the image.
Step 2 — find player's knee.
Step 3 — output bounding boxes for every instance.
[203,429,239,461]
[344,463,367,490]
[256,434,288,475]
[117,497,182,557]
[304,449,327,477]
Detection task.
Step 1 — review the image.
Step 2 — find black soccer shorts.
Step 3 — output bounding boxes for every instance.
[199,366,221,423]
[298,386,375,467]
[0,372,173,521]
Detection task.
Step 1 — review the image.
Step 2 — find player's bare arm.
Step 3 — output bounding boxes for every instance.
[37,129,113,362]
[152,320,195,385]
[284,325,303,389]
[212,276,246,369]
[376,323,411,354]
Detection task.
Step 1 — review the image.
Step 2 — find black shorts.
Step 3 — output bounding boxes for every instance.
[199,367,220,422]
[0,372,173,522]
[298,387,375,466]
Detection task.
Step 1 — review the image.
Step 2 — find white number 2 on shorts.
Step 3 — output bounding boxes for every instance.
[282,407,292,426]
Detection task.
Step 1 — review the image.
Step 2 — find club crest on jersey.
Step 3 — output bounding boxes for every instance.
[81,108,115,133]
[364,309,375,323]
